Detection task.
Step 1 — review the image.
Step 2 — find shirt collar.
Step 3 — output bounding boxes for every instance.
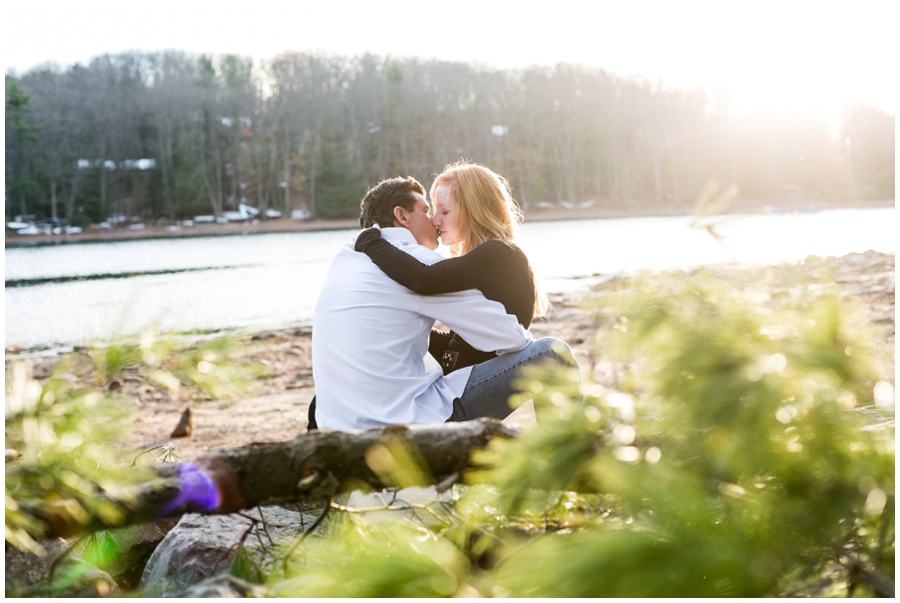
[380,227,417,246]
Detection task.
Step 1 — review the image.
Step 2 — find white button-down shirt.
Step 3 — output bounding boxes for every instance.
[312,227,532,431]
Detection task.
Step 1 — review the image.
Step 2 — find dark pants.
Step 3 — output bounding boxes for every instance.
[307,395,318,431]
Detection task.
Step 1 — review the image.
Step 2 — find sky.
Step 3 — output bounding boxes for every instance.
[3,0,897,119]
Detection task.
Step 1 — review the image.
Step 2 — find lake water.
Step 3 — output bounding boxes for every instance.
[5,207,895,351]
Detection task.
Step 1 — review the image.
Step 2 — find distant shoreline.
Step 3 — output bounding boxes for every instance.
[5,199,893,248]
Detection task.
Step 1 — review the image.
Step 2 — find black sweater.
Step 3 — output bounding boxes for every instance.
[355,229,536,372]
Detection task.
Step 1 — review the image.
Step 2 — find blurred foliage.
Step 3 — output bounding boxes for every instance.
[260,268,893,597]
[5,273,894,597]
[478,272,893,596]
[89,338,142,384]
[4,358,146,556]
[689,180,739,246]
[691,180,738,222]
[271,517,470,597]
[157,332,263,400]
[5,329,261,559]
[89,327,262,400]
[231,539,265,585]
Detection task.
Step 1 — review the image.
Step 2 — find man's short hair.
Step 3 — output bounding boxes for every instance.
[359,176,426,228]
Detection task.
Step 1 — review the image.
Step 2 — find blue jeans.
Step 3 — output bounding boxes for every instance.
[447,337,578,422]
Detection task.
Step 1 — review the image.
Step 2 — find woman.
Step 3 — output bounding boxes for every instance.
[354,160,548,374]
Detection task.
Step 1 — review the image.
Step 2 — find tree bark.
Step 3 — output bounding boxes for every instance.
[65,170,81,221]
[30,419,515,539]
[49,178,58,221]
[308,124,322,216]
[282,123,291,211]
[157,119,175,219]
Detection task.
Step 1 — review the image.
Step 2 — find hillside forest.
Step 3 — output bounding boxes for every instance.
[5,51,895,225]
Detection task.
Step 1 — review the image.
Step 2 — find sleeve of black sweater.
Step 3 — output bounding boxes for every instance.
[355,228,506,295]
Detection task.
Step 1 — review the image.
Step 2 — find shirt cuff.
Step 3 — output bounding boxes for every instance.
[494,330,533,355]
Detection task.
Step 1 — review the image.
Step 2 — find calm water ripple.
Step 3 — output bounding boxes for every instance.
[5,207,895,350]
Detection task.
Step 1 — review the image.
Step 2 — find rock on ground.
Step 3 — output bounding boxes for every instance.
[178,573,272,597]
[4,539,118,597]
[140,505,322,596]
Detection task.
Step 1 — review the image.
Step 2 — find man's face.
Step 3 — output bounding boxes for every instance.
[397,193,439,249]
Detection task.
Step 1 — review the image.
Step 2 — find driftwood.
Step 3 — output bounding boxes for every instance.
[32,419,515,539]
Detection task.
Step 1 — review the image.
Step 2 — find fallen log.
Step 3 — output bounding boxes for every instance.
[30,419,515,539]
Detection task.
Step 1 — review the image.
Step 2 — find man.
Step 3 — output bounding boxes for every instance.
[311,176,574,431]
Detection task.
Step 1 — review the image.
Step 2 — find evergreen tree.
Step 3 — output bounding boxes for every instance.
[5,79,42,218]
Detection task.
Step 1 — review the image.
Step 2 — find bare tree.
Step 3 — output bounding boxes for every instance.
[9,50,889,223]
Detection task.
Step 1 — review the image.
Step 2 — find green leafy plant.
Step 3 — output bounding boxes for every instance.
[264,266,893,597]
[6,268,893,597]
[272,519,470,597]
[5,360,149,555]
[160,334,262,400]
[473,270,894,597]
[5,330,262,557]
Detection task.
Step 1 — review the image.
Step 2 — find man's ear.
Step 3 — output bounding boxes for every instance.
[392,205,407,226]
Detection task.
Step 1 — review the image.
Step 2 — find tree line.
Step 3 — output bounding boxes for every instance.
[5,50,895,225]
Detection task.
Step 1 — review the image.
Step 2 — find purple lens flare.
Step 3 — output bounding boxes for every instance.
[161,462,222,516]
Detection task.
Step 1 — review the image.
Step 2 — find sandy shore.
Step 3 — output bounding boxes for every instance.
[6,250,893,463]
[5,200,892,248]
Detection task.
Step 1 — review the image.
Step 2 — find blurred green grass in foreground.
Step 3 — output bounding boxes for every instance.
[273,266,894,597]
[5,264,894,597]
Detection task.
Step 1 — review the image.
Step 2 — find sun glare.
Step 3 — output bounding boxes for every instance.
[3,1,894,117]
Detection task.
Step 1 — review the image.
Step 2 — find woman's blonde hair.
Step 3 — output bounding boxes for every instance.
[430,159,549,317]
